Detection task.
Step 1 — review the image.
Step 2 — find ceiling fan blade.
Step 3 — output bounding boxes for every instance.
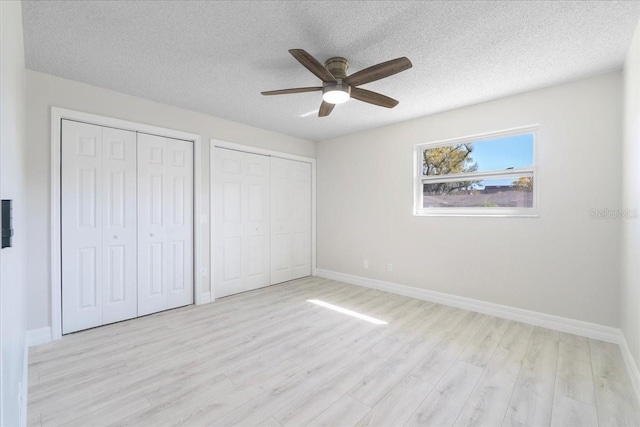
[261,87,322,95]
[289,49,336,83]
[350,87,399,108]
[344,57,412,87]
[318,101,335,117]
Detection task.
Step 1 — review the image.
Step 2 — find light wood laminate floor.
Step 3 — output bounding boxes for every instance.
[28,277,640,426]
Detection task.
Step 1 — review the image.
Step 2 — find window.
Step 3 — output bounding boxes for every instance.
[414,126,537,217]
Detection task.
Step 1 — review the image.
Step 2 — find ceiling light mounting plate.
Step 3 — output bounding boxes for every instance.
[324,57,349,79]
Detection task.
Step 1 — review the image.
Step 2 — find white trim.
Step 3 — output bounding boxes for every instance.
[193,135,207,305]
[50,107,204,340]
[193,137,205,305]
[209,139,318,300]
[51,108,200,141]
[199,291,212,305]
[27,327,52,347]
[211,140,315,164]
[619,334,640,406]
[51,111,62,340]
[416,124,540,149]
[209,139,216,302]
[414,208,539,218]
[310,159,317,277]
[316,269,621,343]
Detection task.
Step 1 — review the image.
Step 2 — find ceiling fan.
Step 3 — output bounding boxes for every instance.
[261,49,412,117]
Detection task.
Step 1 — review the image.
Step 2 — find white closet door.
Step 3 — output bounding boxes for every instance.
[270,157,312,284]
[214,148,270,298]
[62,120,104,333]
[137,134,167,315]
[61,120,137,334]
[137,133,194,316]
[165,137,194,309]
[244,152,271,291]
[101,127,138,325]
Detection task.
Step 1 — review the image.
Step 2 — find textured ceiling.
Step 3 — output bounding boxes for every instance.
[22,1,640,142]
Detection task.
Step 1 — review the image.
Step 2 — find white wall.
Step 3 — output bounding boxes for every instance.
[621,22,640,369]
[1,1,28,425]
[317,71,622,327]
[25,70,315,331]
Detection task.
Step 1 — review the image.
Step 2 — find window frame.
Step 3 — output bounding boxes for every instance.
[413,125,539,217]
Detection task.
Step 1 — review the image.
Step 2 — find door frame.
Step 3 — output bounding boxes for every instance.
[51,107,203,340]
[209,139,317,300]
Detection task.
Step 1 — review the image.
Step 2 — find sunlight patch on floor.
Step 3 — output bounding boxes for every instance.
[307,299,388,325]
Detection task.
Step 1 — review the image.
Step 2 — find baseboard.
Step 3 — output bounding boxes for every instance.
[316,269,621,343]
[619,334,640,405]
[27,327,52,347]
[196,291,212,305]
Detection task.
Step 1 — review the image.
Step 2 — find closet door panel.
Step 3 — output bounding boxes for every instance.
[270,160,292,284]
[166,138,194,309]
[222,187,242,280]
[270,157,311,285]
[137,134,170,316]
[138,134,194,315]
[102,127,137,324]
[61,120,104,334]
[214,148,270,297]
[214,149,244,297]
[244,155,270,290]
[290,160,312,279]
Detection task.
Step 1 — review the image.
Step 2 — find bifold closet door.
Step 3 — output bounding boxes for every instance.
[270,157,312,284]
[61,120,137,334]
[213,148,270,298]
[137,133,194,316]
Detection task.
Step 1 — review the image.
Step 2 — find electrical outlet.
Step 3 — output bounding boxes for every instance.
[387,263,393,272]
[363,260,369,269]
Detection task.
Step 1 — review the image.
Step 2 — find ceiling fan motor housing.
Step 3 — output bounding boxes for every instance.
[322,57,351,103]
[325,57,349,79]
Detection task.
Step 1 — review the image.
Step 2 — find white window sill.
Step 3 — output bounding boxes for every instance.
[414,209,539,218]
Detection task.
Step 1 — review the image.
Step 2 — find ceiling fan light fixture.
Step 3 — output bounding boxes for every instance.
[262,50,412,116]
[322,82,350,104]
